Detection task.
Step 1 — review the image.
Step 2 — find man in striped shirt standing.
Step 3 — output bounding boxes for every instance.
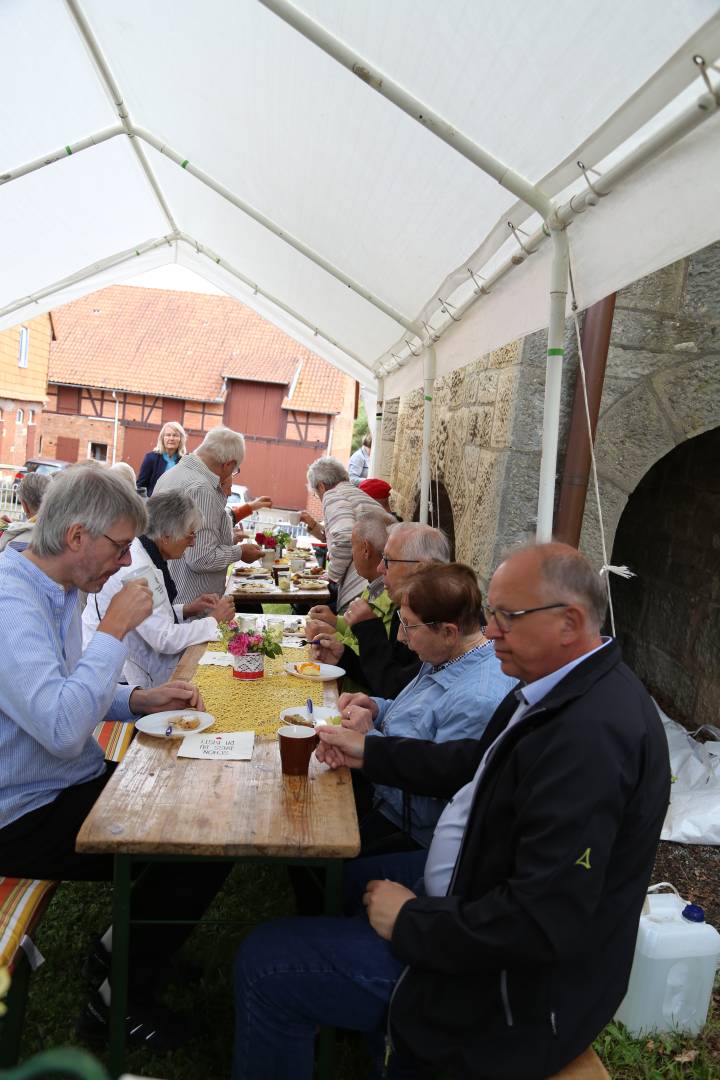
[154,426,263,603]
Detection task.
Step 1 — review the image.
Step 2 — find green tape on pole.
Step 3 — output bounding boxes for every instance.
[547,348,564,356]
[424,395,433,401]
[180,159,189,169]
[65,146,72,155]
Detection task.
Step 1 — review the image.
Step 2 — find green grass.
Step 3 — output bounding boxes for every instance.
[17,865,719,1078]
[19,866,370,1079]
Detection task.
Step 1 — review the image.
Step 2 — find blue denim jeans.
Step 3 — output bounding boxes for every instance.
[233,850,428,1080]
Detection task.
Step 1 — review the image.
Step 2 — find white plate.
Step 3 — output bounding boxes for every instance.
[279,705,342,727]
[135,710,215,738]
[284,662,345,681]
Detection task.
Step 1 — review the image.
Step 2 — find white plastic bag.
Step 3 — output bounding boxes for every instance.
[658,705,720,845]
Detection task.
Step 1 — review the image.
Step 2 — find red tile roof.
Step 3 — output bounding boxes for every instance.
[49,285,351,413]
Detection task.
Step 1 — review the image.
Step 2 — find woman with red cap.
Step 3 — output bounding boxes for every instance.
[359,478,401,520]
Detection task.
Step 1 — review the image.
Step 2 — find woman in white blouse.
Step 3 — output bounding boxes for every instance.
[82,490,235,687]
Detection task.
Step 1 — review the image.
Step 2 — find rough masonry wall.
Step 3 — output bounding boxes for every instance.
[386,333,578,591]
[579,243,720,568]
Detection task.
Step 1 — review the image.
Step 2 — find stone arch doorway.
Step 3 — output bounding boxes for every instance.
[412,479,456,559]
[610,426,719,728]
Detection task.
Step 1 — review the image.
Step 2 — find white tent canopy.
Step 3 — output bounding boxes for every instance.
[2,0,720,528]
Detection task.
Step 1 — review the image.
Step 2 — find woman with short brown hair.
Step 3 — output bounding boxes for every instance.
[338,561,516,853]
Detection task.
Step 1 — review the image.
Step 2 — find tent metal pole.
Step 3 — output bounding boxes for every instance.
[65,0,179,234]
[418,346,436,525]
[132,128,418,336]
[371,378,384,477]
[258,0,552,218]
[536,232,569,541]
[258,0,569,541]
[174,233,376,387]
[375,86,719,377]
[0,126,124,186]
[0,235,176,322]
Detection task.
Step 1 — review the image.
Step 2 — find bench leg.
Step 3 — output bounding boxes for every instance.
[108,855,131,1080]
[0,954,32,1068]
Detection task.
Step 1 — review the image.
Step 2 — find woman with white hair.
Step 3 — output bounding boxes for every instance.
[82,490,235,687]
[0,472,51,553]
[137,421,187,496]
[306,456,379,612]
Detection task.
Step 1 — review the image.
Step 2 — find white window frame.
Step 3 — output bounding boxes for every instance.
[27,408,35,425]
[88,440,108,462]
[18,327,29,369]
[16,408,24,424]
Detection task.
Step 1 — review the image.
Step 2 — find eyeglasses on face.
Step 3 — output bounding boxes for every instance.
[484,603,567,633]
[380,554,421,569]
[397,612,436,636]
[102,533,133,559]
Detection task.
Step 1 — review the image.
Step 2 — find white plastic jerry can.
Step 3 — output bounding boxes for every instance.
[615,882,720,1037]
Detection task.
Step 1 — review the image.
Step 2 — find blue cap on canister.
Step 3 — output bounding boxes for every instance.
[682,903,705,923]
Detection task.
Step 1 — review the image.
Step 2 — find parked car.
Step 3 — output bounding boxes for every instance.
[13,457,72,487]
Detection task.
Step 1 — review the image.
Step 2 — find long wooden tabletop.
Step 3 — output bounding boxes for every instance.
[76,640,359,861]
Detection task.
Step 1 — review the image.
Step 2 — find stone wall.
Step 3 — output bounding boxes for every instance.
[386,334,578,592]
[579,243,720,568]
[610,427,719,728]
[385,241,720,593]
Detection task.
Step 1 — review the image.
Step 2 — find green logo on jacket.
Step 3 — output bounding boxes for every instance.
[575,847,592,871]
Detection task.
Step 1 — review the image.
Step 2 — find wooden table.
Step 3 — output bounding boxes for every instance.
[76,643,358,1077]
[228,581,331,606]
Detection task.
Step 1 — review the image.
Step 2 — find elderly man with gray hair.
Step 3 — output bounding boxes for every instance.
[0,462,229,1049]
[154,425,262,603]
[306,456,381,612]
[0,471,52,553]
[312,520,451,697]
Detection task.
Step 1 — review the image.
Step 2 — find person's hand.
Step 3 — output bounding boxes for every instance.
[183,592,220,617]
[308,604,337,629]
[130,680,204,716]
[240,542,263,563]
[315,725,366,769]
[210,596,235,623]
[232,525,247,543]
[337,691,379,719]
[310,635,344,664]
[343,598,375,627]
[305,618,335,644]
[363,880,416,941]
[341,705,374,733]
[249,496,273,512]
[98,580,153,640]
[299,511,318,529]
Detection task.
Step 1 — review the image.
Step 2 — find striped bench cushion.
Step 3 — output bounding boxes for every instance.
[92,720,135,764]
[0,877,58,971]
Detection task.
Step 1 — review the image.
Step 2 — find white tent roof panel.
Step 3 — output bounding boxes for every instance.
[1,0,719,393]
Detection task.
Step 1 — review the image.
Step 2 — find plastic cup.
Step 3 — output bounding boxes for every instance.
[125,567,164,609]
[278,725,319,775]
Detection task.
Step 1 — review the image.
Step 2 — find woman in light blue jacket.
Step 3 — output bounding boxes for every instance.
[339,562,516,851]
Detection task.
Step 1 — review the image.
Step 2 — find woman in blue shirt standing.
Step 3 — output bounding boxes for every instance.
[136,421,187,496]
[339,561,516,853]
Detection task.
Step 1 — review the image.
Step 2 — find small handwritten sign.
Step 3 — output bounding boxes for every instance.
[177,731,255,760]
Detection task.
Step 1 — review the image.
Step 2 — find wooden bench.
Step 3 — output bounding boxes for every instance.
[549,1047,611,1078]
[0,721,135,1067]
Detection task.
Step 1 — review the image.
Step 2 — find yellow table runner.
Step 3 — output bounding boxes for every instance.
[196,647,328,737]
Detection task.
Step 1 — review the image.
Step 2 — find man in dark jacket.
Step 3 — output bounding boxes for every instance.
[310,521,450,697]
[233,542,670,1080]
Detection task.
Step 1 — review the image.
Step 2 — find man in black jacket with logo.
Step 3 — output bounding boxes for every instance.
[233,543,670,1080]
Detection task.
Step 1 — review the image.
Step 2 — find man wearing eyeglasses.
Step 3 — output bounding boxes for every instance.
[233,541,670,1080]
[0,463,229,1050]
[311,521,450,697]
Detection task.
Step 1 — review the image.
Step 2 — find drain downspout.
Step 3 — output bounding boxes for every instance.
[419,346,436,524]
[554,293,616,547]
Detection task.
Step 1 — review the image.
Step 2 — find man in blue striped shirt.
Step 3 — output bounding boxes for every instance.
[0,463,228,1050]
